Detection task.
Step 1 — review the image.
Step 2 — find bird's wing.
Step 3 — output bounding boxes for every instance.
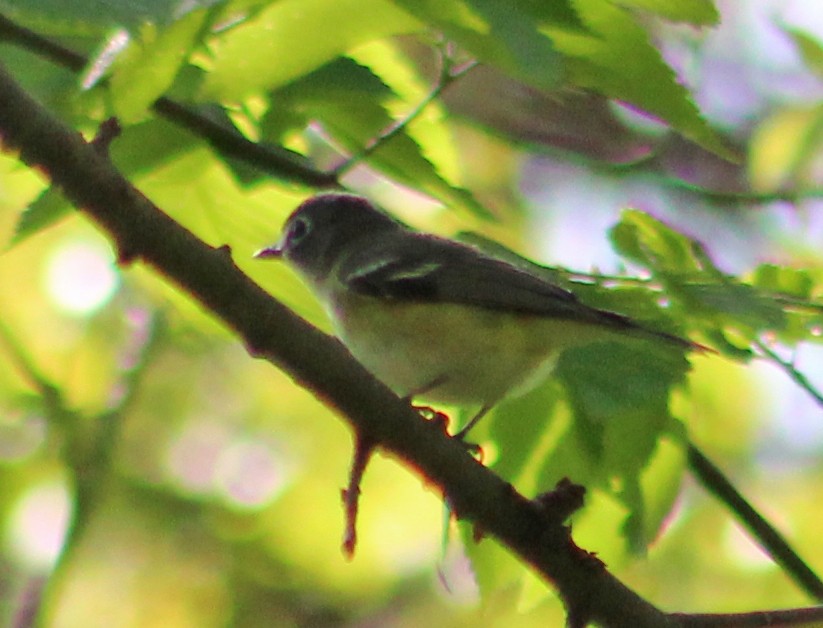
[338,233,697,349]
[340,235,606,318]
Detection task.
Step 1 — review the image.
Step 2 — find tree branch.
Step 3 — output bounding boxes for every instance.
[0,59,661,628]
[3,62,823,628]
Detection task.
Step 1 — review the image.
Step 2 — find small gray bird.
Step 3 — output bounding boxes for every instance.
[256,193,703,437]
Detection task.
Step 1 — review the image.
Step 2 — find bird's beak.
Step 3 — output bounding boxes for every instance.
[254,243,283,259]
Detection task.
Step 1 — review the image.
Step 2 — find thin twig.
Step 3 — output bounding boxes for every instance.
[687,442,823,601]
[330,57,479,177]
[773,295,823,314]
[341,433,375,558]
[0,319,73,426]
[755,341,823,408]
[657,175,823,204]
[0,13,86,71]
[151,98,337,187]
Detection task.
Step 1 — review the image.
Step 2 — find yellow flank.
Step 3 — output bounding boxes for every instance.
[328,290,610,409]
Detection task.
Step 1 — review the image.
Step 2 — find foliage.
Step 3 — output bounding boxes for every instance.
[0,0,822,626]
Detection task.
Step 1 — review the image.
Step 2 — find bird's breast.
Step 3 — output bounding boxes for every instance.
[325,292,601,407]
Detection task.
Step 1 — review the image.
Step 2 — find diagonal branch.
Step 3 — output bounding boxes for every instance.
[3,62,823,628]
[0,60,663,628]
[687,443,823,600]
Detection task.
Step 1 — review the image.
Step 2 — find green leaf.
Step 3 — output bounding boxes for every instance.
[276,56,393,102]
[261,56,391,140]
[619,477,648,553]
[785,28,823,79]
[488,380,561,485]
[0,43,93,120]
[547,0,733,159]
[109,118,200,175]
[110,9,209,123]
[0,0,194,30]
[703,328,755,358]
[258,100,311,144]
[571,283,685,332]
[558,340,681,476]
[465,0,563,89]
[748,104,823,192]
[678,282,787,332]
[637,435,687,545]
[321,100,489,216]
[613,0,719,25]
[537,423,600,491]
[11,186,73,245]
[200,0,421,100]
[266,57,488,217]
[557,341,687,474]
[553,340,689,550]
[750,264,813,299]
[460,522,527,600]
[608,210,798,344]
[510,0,584,30]
[389,0,565,91]
[609,209,703,274]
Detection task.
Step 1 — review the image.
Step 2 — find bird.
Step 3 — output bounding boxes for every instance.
[256,193,704,438]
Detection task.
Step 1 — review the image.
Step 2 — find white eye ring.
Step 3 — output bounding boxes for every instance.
[288,217,310,245]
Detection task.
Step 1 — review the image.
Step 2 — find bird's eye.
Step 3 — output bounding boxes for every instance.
[288,217,310,245]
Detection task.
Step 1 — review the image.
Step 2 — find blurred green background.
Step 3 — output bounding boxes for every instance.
[1,0,823,625]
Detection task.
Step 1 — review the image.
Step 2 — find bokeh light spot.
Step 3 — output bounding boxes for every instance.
[165,420,227,496]
[43,239,119,316]
[216,438,293,509]
[7,479,72,569]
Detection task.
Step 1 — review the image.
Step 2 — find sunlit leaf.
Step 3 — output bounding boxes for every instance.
[266,57,489,217]
[751,264,813,300]
[554,340,690,549]
[11,187,72,245]
[488,380,561,485]
[678,282,787,332]
[609,209,703,274]
[0,0,196,29]
[200,0,421,100]
[613,0,718,25]
[349,40,474,207]
[546,0,733,159]
[110,9,209,122]
[389,0,564,91]
[785,28,823,78]
[749,104,823,192]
